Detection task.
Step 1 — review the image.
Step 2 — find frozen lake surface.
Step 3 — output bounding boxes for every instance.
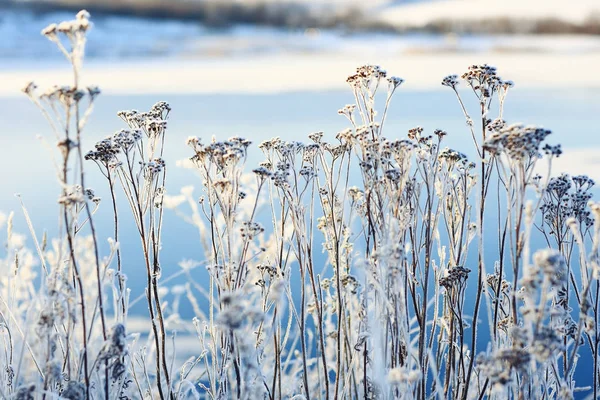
[2,87,599,280]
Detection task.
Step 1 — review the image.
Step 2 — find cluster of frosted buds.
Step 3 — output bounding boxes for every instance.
[186,135,202,153]
[23,83,100,112]
[144,158,166,175]
[384,168,402,183]
[487,118,506,132]
[346,64,387,87]
[276,161,290,171]
[438,147,467,165]
[414,135,438,157]
[252,166,273,181]
[337,105,356,121]
[521,250,567,319]
[546,173,571,199]
[324,144,346,162]
[407,126,426,141]
[542,174,595,230]
[259,161,272,169]
[359,159,374,172]
[274,140,304,158]
[462,64,498,81]
[151,100,171,118]
[117,101,170,137]
[486,273,511,295]
[483,124,552,161]
[299,165,317,180]
[308,131,324,143]
[116,109,140,126]
[335,128,353,144]
[542,143,562,157]
[23,11,100,144]
[302,143,320,163]
[439,266,471,290]
[42,10,91,40]
[112,129,143,153]
[40,10,91,66]
[264,159,291,188]
[460,64,508,99]
[43,85,86,106]
[240,221,264,239]
[387,76,404,90]
[433,129,447,139]
[190,136,251,169]
[356,123,381,142]
[257,264,278,278]
[381,138,414,163]
[145,119,167,137]
[271,170,290,188]
[573,174,595,190]
[85,138,120,164]
[441,74,459,88]
[257,137,281,152]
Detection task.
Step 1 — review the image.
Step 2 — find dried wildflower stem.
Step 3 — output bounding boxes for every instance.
[75,100,110,400]
[442,68,513,399]
[107,175,126,319]
[62,150,91,395]
[463,120,489,400]
[87,103,173,398]
[125,153,170,399]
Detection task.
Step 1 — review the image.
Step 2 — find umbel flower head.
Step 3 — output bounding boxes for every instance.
[483,123,552,161]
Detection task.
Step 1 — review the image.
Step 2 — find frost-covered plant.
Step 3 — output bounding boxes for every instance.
[4,10,600,400]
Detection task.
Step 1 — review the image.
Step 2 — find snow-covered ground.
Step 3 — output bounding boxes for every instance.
[3,51,600,97]
[377,0,600,28]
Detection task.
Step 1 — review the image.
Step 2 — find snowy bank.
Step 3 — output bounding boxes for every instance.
[2,51,600,97]
[377,0,600,28]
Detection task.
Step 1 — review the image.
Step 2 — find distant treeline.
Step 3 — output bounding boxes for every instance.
[3,0,379,30]
[422,15,600,35]
[4,0,600,35]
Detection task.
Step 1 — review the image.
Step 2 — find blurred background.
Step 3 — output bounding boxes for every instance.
[2,0,600,285]
[2,0,600,67]
[3,0,600,56]
[0,0,599,95]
